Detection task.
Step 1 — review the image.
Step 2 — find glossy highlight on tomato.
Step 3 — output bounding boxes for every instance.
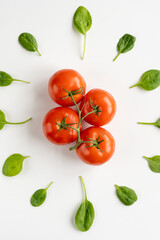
[80,88,116,126]
[43,107,79,145]
[48,69,86,106]
[76,127,115,165]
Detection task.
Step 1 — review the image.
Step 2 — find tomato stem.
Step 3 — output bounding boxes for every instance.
[81,110,97,121]
[60,88,104,152]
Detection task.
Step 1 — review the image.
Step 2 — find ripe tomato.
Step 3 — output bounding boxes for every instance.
[76,127,115,165]
[43,107,79,145]
[48,69,86,106]
[80,89,116,126]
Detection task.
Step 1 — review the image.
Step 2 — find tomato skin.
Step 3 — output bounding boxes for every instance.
[43,107,79,145]
[48,69,86,106]
[80,88,116,126]
[76,127,115,165]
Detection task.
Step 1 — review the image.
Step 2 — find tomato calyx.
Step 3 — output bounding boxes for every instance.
[90,98,102,116]
[56,115,77,132]
[86,135,104,152]
[69,135,104,152]
[59,87,85,100]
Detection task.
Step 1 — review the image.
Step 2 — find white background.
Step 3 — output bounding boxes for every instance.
[0,0,160,239]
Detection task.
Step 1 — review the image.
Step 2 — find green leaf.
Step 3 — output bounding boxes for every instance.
[75,176,95,231]
[30,182,53,207]
[138,118,160,128]
[0,110,6,130]
[18,32,41,56]
[143,155,160,173]
[73,6,92,35]
[0,72,13,86]
[0,110,32,130]
[115,185,138,206]
[75,200,94,231]
[73,6,92,59]
[113,34,136,61]
[31,189,46,207]
[2,154,30,177]
[0,71,30,86]
[130,70,160,90]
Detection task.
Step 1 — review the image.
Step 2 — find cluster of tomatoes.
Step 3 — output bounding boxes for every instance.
[43,69,116,165]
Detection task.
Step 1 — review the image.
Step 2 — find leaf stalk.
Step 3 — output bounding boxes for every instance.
[80,176,87,201]
[6,117,32,125]
[82,34,86,60]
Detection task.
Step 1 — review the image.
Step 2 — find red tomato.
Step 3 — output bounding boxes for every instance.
[76,127,115,165]
[80,89,116,126]
[43,107,79,145]
[48,69,86,106]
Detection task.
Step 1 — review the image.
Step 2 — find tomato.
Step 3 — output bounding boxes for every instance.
[48,69,86,106]
[76,127,115,165]
[80,88,116,126]
[43,107,79,145]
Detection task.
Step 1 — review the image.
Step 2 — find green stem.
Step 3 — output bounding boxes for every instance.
[63,124,78,132]
[66,91,103,152]
[70,93,80,114]
[45,181,53,191]
[137,122,155,125]
[69,91,100,150]
[13,79,30,84]
[113,52,121,61]
[115,184,120,190]
[80,176,87,201]
[69,141,81,151]
[36,49,41,56]
[77,129,81,142]
[81,110,96,121]
[82,34,86,60]
[69,93,81,141]
[129,84,138,89]
[6,117,32,125]
[69,140,94,151]
[23,156,30,160]
[143,156,150,161]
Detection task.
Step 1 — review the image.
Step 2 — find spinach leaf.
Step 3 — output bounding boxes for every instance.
[138,118,160,128]
[18,32,41,56]
[0,110,7,130]
[30,181,53,207]
[143,155,160,173]
[113,34,136,61]
[115,185,137,206]
[2,154,30,176]
[73,6,92,60]
[0,71,30,86]
[75,176,95,231]
[0,110,32,130]
[130,70,160,90]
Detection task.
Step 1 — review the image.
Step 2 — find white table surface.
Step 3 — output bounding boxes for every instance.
[1,0,160,239]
